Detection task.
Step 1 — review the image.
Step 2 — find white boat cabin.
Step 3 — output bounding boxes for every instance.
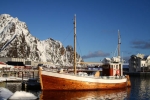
[101,57,123,76]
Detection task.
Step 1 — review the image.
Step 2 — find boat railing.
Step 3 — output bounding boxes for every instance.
[100,76,126,79]
[42,67,86,72]
[42,68,59,72]
[76,74,126,80]
[42,68,126,79]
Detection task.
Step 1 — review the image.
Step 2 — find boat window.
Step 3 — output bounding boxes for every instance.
[116,65,118,69]
[112,65,116,69]
[111,65,113,69]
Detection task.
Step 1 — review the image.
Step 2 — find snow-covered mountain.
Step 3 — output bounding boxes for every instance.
[0,14,83,66]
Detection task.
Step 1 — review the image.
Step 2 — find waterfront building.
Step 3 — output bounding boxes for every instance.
[129,53,150,72]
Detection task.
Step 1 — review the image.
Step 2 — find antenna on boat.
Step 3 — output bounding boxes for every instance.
[118,29,121,60]
[73,14,77,75]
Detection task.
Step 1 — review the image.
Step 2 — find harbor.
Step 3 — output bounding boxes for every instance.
[1,76,150,100]
[0,0,150,99]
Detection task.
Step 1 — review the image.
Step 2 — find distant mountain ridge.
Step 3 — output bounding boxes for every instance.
[0,14,83,66]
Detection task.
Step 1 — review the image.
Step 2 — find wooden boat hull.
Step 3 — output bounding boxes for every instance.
[39,70,127,90]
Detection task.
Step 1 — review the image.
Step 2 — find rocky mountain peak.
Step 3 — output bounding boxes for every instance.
[0,14,83,66]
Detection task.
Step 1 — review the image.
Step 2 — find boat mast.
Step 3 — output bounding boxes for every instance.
[118,30,121,59]
[73,14,77,75]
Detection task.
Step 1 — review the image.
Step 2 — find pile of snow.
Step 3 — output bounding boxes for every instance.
[0,87,13,99]
[9,91,37,100]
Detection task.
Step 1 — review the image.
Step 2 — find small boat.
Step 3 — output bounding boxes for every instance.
[39,14,131,90]
[26,78,41,89]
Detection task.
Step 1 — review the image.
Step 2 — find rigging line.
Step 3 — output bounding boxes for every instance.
[76,35,83,60]
[62,28,74,44]
[114,45,118,57]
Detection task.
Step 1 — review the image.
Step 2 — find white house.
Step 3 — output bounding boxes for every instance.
[146,56,150,68]
[129,53,150,72]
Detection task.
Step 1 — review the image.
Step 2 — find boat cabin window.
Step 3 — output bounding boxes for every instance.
[110,65,113,68]
[116,65,118,69]
[113,65,115,69]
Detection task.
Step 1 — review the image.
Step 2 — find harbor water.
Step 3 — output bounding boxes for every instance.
[0,76,150,100]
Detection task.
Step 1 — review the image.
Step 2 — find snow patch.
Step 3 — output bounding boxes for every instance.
[9,91,37,100]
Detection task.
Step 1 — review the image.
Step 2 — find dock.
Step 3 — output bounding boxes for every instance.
[0,69,39,82]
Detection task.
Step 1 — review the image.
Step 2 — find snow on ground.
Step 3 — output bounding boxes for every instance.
[9,91,37,100]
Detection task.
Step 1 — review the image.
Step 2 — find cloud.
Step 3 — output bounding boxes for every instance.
[131,40,150,49]
[82,50,110,59]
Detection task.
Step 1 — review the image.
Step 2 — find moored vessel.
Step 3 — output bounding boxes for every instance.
[39,14,131,90]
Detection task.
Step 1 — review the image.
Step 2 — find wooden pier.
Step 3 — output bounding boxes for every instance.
[0,68,39,82]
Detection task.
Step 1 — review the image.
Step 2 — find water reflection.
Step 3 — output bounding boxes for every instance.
[0,82,131,100]
[6,82,21,92]
[26,89,41,99]
[0,82,22,92]
[40,88,130,100]
[130,76,150,100]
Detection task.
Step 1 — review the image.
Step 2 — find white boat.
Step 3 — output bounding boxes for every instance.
[39,14,131,90]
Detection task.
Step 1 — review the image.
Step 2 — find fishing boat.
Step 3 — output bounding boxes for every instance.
[39,14,131,90]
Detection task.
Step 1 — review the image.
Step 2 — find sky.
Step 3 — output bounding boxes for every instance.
[0,0,150,63]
